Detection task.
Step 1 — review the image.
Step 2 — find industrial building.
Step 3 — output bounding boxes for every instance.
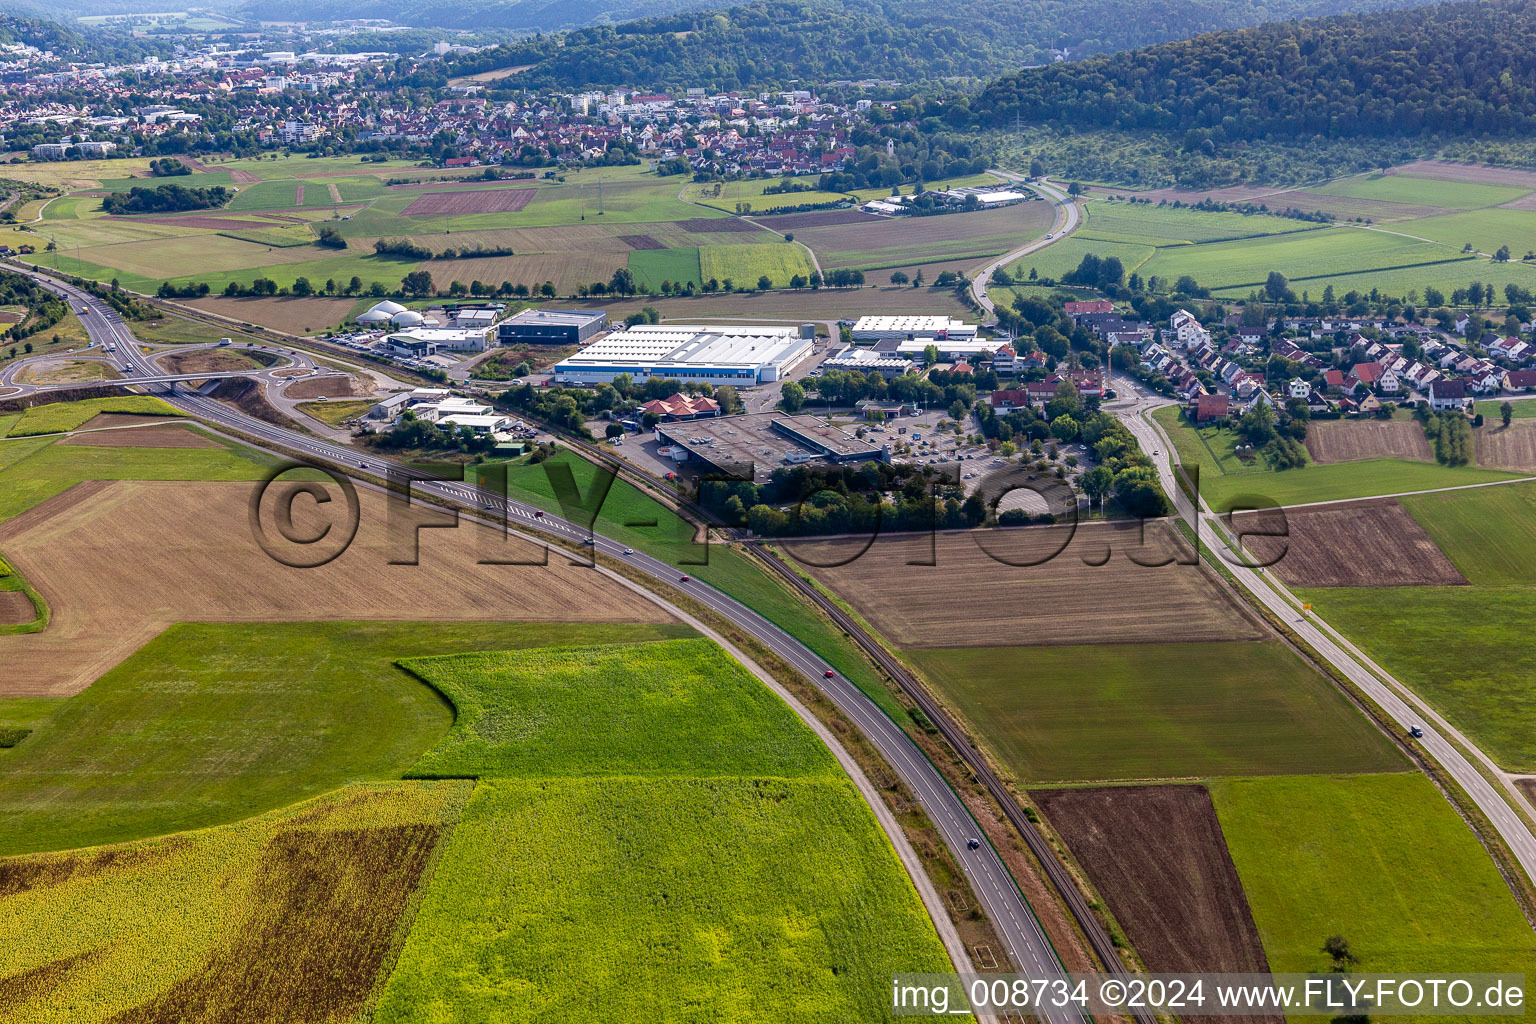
[894,338,1002,362]
[553,323,815,385]
[850,315,977,344]
[497,308,608,346]
[654,412,886,480]
[384,325,492,353]
[821,345,914,378]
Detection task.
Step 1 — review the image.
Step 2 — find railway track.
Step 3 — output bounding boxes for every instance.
[747,542,1158,1024]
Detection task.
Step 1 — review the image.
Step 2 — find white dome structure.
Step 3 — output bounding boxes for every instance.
[391,309,424,328]
[373,300,406,315]
[356,308,391,325]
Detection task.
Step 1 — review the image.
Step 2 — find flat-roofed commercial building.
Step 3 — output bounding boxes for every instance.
[850,315,977,343]
[554,323,815,385]
[497,308,608,346]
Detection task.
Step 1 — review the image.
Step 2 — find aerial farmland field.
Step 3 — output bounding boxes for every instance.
[371,639,955,1023]
[1211,773,1536,981]
[910,640,1402,782]
[1151,406,1522,509]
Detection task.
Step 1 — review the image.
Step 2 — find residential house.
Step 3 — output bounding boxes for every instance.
[1190,393,1230,423]
[1287,378,1311,399]
[1428,378,1473,413]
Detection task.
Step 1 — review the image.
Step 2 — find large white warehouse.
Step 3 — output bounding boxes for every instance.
[553,323,815,385]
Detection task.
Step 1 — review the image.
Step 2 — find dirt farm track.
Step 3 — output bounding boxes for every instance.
[796,522,1262,648]
[0,480,672,696]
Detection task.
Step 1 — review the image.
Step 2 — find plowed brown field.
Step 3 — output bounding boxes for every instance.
[1304,419,1433,464]
[403,188,535,216]
[57,424,221,449]
[0,479,671,696]
[1235,499,1467,587]
[1476,422,1536,471]
[1033,785,1279,1024]
[798,522,1261,648]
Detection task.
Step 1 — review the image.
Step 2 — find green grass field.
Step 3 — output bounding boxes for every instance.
[1299,586,1536,770]
[1212,773,1536,982]
[1078,201,1316,245]
[298,398,372,425]
[0,621,693,855]
[373,775,955,1023]
[1151,406,1522,509]
[1313,173,1532,210]
[699,242,814,287]
[1139,226,1458,291]
[1476,399,1536,420]
[0,434,277,522]
[1392,208,1536,256]
[478,452,907,720]
[1401,482,1536,585]
[628,246,702,289]
[4,396,177,437]
[911,641,1403,782]
[404,639,834,779]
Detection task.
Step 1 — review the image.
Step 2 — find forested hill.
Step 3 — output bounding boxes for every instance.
[413,0,1432,91]
[973,0,1536,140]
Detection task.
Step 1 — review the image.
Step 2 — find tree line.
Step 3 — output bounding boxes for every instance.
[972,0,1536,145]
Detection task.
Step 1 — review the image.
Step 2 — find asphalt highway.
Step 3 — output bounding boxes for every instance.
[1116,385,1536,885]
[15,264,1088,1024]
[971,175,1082,318]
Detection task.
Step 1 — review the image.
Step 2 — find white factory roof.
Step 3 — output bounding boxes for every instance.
[851,315,976,336]
[824,345,913,369]
[559,324,808,370]
[973,189,1028,204]
[387,327,489,342]
[437,413,508,429]
[895,338,1001,356]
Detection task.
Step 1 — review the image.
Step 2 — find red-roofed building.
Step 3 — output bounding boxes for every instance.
[990,388,1029,412]
[1506,369,1536,391]
[1190,393,1231,423]
[641,393,721,421]
[1064,300,1112,316]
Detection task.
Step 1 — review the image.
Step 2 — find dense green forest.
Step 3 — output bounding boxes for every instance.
[100,184,233,215]
[974,0,1536,142]
[403,0,1430,90]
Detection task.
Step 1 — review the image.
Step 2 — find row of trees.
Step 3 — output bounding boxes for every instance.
[101,183,233,215]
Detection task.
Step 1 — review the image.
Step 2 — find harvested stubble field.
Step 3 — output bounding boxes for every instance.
[618,233,665,249]
[1235,499,1468,588]
[1304,418,1433,464]
[152,347,275,375]
[403,187,536,216]
[15,358,119,387]
[1033,785,1277,1024]
[283,374,367,399]
[1475,421,1536,470]
[56,423,221,449]
[1392,159,1536,189]
[800,522,1261,648]
[790,204,1052,270]
[431,252,629,294]
[0,781,472,1024]
[0,479,672,696]
[184,295,360,335]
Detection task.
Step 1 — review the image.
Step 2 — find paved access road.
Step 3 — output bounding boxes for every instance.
[15,264,1087,1024]
[1114,386,1536,885]
[970,175,1082,318]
